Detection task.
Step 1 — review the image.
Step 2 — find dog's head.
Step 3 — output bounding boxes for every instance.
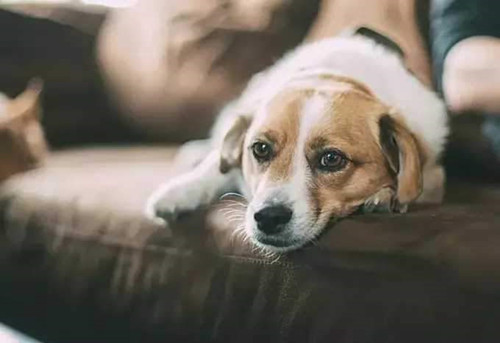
[220,76,423,251]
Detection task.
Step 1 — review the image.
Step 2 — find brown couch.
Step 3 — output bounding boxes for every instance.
[2,146,500,343]
[2,4,500,343]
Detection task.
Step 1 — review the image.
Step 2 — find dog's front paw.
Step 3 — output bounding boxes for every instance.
[363,188,407,214]
[144,180,199,224]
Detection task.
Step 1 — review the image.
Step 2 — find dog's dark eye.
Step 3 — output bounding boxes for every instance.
[252,141,273,162]
[318,150,347,172]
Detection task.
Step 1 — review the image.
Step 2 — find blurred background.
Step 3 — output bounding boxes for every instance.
[1,0,499,178]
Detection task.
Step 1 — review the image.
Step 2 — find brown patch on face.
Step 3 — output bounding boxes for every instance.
[242,75,424,233]
[304,90,397,219]
[246,89,309,182]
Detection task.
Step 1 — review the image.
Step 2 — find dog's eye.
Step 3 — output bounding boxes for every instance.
[252,141,273,162]
[318,150,347,172]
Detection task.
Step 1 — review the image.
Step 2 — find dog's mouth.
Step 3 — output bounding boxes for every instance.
[250,215,338,252]
[256,236,295,248]
[253,234,308,252]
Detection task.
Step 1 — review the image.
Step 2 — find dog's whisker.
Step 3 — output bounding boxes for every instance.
[220,211,245,221]
[220,211,240,219]
[220,192,246,200]
[229,228,244,243]
[218,208,244,217]
[219,198,246,205]
[227,218,245,226]
[220,197,248,205]
[219,200,247,208]
[270,254,282,264]
[218,204,247,213]
[219,206,244,213]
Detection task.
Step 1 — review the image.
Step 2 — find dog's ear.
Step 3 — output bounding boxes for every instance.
[220,115,251,174]
[379,114,422,204]
[6,78,43,121]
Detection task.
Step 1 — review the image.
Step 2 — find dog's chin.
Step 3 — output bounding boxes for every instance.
[251,236,306,253]
[252,238,306,253]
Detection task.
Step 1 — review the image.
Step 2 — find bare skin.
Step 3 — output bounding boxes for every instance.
[305,0,432,87]
[443,37,500,115]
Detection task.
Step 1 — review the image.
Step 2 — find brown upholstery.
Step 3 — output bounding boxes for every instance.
[1,147,500,343]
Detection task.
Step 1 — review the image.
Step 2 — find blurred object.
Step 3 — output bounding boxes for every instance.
[483,116,500,158]
[445,114,500,183]
[5,3,108,35]
[431,0,500,173]
[97,0,320,142]
[431,0,500,95]
[442,37,500,115]
[1,0,134,9]
[0,323,41,343]
[0,8,136,147]
[306,0,432,87]
[0,80,47,183]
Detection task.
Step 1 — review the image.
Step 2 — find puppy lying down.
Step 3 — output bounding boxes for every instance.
[145,29,448,252]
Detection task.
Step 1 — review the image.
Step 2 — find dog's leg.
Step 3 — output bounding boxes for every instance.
[173,139,212,171]
[362,187,407,214]
[363,163,445,214]
[145,149,240,223]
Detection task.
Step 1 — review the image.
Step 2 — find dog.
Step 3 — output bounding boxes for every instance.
[145,28,448,252]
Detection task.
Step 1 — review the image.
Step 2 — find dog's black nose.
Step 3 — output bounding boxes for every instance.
[254,205,293,235]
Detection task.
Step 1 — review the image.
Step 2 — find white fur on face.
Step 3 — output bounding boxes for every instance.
[244,93,330,251]
[288,93,330,241]
[229,36,448,251]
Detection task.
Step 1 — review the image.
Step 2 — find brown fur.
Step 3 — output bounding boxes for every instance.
[239,76,425,221]
[0,80,47,182]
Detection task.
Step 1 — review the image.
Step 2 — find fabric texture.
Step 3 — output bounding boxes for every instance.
[1,147,500,342]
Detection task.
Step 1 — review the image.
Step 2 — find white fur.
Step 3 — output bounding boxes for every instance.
[145,150,240,224]
[243,94,331,250]
[232,36,447,157]
[145,35,448,251]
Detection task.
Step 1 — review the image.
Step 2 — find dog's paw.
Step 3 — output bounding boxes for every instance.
[363,188,407,214]
[144,180,200,225]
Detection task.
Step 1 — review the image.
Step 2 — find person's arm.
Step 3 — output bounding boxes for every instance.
[443,36,500,114]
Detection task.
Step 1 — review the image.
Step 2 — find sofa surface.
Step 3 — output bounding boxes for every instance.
[1,146,500,343]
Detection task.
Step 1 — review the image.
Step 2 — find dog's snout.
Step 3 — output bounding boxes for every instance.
[254,205,292,234]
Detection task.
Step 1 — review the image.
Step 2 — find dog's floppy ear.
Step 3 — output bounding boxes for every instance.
[220,115,251,173]
[379,114,422,204]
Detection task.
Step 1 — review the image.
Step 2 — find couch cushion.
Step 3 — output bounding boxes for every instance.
[1,146,500,343]
[1,146,500,287]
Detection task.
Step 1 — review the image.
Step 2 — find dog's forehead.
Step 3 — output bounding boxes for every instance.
[310,90,389,139]
[251,82,388,143]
